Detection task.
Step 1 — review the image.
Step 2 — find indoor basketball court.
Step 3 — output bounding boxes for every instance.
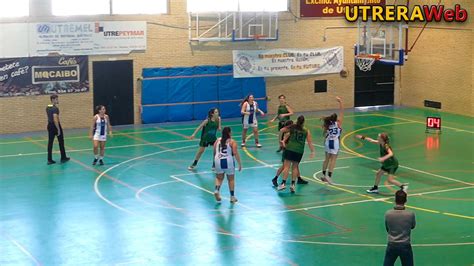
[0,0,472,265]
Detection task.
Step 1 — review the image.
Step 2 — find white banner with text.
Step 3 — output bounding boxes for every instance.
[233,47,344,78]
[0,21,146,58]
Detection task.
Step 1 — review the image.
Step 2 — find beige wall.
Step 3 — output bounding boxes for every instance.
[400,0,473,116]
[1,0,472,134]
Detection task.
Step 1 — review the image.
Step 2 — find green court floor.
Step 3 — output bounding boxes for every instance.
[1,107,473,265]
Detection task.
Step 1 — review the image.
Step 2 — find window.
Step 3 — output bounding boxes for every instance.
[112,0,167,14]
[52,0,110,16]
[187,0,287,12]
[187,0,238,13]
[0,0,29,18]
[239,0,288,12]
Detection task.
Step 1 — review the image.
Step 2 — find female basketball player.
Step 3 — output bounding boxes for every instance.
[355,133,408,193]
[240,94,265,147]
[277,115,315,193]
[272,120,293,187]
[269,94,294,152]
[89,105,113,165]
[271,120,309,186]
[188,108,221,170]
[213,127,242,203]
[319,96,344,184]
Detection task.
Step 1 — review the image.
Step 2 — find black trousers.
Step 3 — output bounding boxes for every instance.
[47,123,67,161]
[383,243,414,266]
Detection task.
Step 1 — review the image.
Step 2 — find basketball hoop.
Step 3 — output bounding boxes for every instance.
[355,54,382,72]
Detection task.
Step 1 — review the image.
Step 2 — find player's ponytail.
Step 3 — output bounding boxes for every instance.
[321,113,337,131]
[239,94,251,107]
[221,127,231,151]
[294,115,305,131]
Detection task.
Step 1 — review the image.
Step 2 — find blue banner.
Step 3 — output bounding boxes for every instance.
[0,56,89,97]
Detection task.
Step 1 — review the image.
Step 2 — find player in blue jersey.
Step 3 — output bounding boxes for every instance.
[89,105,113,165]
[319,97,343,184]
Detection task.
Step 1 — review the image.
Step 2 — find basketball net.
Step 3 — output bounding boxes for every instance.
[355,54,382,72]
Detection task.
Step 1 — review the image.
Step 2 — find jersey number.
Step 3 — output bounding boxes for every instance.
[218,144,228,158]
[294,132,305,142]
[329,128,338,136]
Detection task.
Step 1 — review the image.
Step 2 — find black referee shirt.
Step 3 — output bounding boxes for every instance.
[46,104,59,124]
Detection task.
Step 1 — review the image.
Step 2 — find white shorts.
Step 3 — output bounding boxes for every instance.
[325,138,340,155]
[93,134,107,142]
[214,157,235,175]
[243,120,258,129]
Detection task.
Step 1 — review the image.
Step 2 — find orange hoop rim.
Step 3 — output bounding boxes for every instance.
[253,34,267,40]
[355,53,382,60]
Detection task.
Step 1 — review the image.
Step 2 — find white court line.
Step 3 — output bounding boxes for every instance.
[284,239,474,247]
[312,167,392,188]
[290,136,474,187]
[311,166,394,188]
[1,232,42,266]
[0,139,195,158]
[173,164,280,177]
[0,122,246,145]
[172,156,359,178]
[94,145,195,215]
[299,156,358,164]
[410,186,474,197]
[136,180,181,197]
[170,175,257,211]
[276,186,474,214]
[172,165,474,215]
[115,259,148,266]
[375,114,474,134]
[0,133,276,158]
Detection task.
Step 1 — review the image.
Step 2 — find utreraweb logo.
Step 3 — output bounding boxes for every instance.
[345,4,468,22]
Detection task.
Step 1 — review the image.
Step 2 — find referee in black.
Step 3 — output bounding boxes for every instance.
[46,94,70,165]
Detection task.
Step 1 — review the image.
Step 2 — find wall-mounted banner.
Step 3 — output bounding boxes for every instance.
[301,0,386,18]
[0,56,88,97]
[233,47,344,78]
[29,21,147,56]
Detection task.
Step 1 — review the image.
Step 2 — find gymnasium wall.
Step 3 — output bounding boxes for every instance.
[400,0,473,116]
[2,0,374,134]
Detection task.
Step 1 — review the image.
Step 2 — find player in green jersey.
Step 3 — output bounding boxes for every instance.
[356,133,408,193]
[188,108,221,170]
[277,115,315,193]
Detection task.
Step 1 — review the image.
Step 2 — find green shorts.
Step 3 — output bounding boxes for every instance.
[199,138,216,147]
[278,121,286,131]
[283,149,303,163]
[381,166,398,175]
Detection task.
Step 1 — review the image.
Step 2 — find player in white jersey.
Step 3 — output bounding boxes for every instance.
[213,127,242,203]
[89,105,113,166]
[240,94,265,147]
[319,97,343,184]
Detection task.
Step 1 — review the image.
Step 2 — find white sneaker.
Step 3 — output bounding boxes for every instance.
[188,165,196,170]
[366,187,379,193]
[325,176,333,185]
[256,143,262,148]
[277,183,286,191]
[241,142,246,147]
[214,191,221,202]
[290,184,296,193]
[401,184,409,193]
[230,196,238,203]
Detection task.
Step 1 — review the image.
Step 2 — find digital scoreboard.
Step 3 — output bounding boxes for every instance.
[426,117,441,133]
